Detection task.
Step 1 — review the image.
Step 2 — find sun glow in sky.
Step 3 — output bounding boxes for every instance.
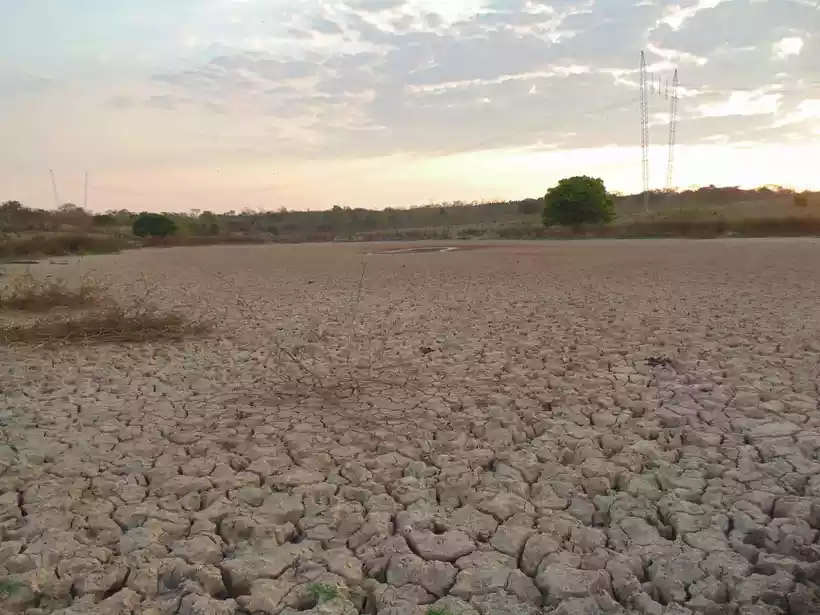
[1,0,819,212]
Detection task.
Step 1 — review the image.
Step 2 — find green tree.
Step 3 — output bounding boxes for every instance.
[132,212,178,237]
[542,176,615,228]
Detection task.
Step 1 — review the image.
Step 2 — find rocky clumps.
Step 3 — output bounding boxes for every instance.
[2,239,820,614]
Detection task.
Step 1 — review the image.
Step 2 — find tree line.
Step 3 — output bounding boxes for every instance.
[1,184,816,241]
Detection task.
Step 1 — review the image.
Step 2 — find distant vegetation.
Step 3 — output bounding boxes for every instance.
[1,185,819,258]
[132,212,178,238]
[543,176,616,228]
[0,232,131,260]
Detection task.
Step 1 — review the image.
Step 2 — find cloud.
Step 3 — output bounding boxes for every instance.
[0,69,61,98]
[773,36,804,59]
[348,0,408,14]
[310,17,345,36]
[139,0,817,161]
[391,14,416,31]
[551,1,664,65]
[146,94,179,110]
[650,0,820,86]
[424,13,444,29]
[3,0,819,188]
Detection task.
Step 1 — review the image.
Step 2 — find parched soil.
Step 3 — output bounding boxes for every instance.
[2,239,820,615]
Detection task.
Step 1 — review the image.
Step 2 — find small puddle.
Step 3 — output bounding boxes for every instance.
[367,246,459,255]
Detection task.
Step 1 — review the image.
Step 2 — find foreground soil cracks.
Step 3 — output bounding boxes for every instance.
[2,239,820,615]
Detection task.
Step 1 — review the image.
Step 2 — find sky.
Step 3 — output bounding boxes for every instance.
[1,0,819,212]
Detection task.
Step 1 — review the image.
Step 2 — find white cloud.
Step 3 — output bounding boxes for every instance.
[658,0,729,30]
[773,36,804,58]
[696,91,782,118]
[773,98,820,127]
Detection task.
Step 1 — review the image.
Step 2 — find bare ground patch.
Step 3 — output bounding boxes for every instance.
[2,239,820,614]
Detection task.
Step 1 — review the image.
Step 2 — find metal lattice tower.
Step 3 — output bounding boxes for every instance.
[640,52,650,212]
[666,69,679,191]
[49,169,61,209]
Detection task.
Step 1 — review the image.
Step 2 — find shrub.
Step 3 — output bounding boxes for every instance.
[92,213,117,226]
[307,583,338,603]
[1,272,209,346]
[729,216,820,237]
[132,213,177,238]
[455,226,486,239]
[543,176,616,228]
[0,301,209,346]
[0,233,128,259]
[0,274,98,312]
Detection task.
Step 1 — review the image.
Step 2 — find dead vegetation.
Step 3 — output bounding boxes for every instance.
[206,259,422,399]
[493,215,820,240]
[0,233,129,259]
[0,273,97,312]
[0,303,209,346]
[0,272,209,346]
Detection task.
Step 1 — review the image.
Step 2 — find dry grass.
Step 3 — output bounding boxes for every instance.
[494,215,820,240]
[0,273,98,312]
[0,303,209,346]
[0,273,209,346]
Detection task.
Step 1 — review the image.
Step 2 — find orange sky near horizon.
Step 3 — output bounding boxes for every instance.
[4,141,819,213]
[2,0,819,213]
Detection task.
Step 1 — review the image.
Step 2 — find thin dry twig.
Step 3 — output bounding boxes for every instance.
[206,268,325,388]
[202,259,423,398]
[345,254,368,387]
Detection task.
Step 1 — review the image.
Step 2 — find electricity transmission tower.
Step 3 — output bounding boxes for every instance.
[640,52,680,209]
[666,69,679,191]
[640,52,649,212]
[49,169,61,209]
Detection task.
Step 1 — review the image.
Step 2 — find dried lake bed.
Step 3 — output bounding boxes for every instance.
[2,238,820,615]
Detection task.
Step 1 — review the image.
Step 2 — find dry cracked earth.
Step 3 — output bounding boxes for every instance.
[2,239,820,615]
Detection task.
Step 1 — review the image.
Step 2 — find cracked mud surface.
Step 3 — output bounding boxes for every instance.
[2,238,820,615]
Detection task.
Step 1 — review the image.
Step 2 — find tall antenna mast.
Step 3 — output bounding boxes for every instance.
[49,169,61,208]
[666,69,679,191]
[640,51,650,212]
[84,171,89,209]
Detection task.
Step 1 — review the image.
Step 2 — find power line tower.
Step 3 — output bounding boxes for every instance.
[49,169,61,209]
[666,69,679,191]
[640,52,650,213]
